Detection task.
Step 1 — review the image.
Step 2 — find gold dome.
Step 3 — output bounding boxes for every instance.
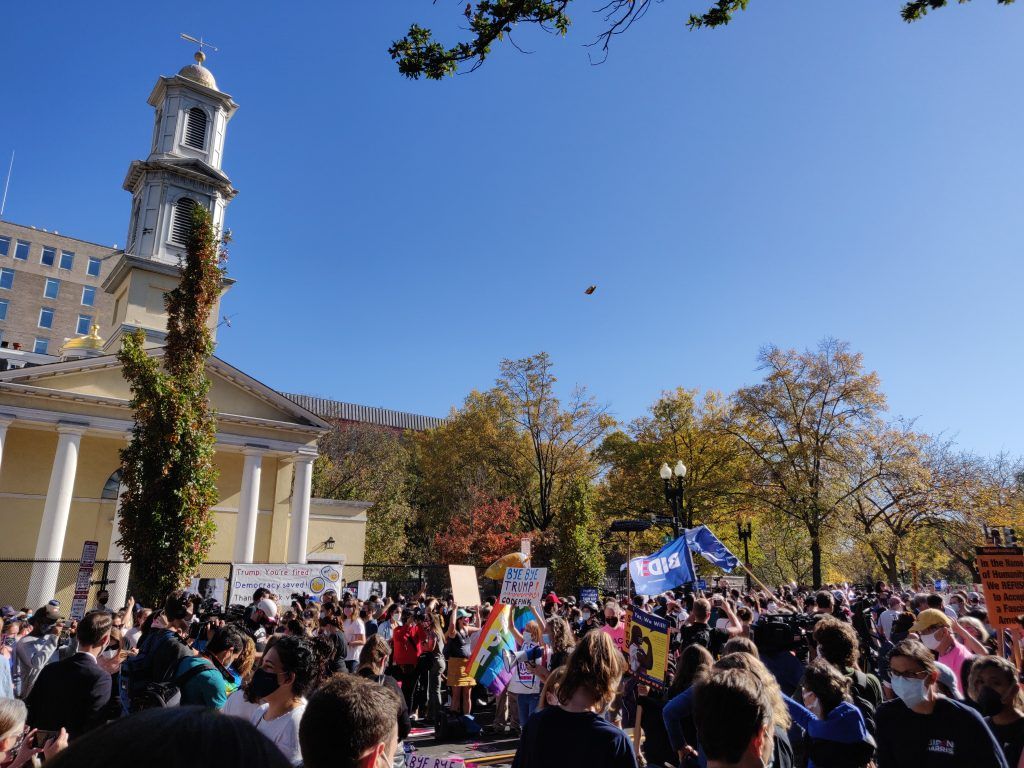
[178,51,218,90]
[61,324,104,352]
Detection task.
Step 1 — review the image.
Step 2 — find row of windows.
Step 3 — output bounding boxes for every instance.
[37,307,92,334]
[0,236,102,276]
[41,278,95,306]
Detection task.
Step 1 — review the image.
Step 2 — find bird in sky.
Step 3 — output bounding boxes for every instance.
[584,285,597,295]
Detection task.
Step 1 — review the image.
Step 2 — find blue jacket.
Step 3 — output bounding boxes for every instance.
[790,700,875,768]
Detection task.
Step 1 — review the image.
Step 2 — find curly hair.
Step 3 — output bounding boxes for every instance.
[812,616,858,669]
[271,635,322,698]
[801,658,851,714]
[546,616,575,655]
[558,628,626,710]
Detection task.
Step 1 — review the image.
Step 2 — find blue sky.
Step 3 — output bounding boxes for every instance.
[2,2,1021,455]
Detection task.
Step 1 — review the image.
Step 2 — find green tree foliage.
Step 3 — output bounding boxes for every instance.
[313,422,414,564]
[552,479,606,594]
[117,206,223,605]
[391,0,1014,79]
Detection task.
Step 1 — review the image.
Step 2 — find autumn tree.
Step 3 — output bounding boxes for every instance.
[390,0,1013,79]
[432,491,523,567]
[552,479,606,593]
[117,206,223,604]
[725,339,886,588]
[313,422,414,564]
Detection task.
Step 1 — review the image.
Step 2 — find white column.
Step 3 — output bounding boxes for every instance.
[107,484,131,610]
[232,448,264,563]
[26,425,86,608]
[287,455,316,564]
[0,417,13,477]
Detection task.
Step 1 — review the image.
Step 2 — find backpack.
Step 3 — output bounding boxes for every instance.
[848,669,879,736]
[129,660,216,712]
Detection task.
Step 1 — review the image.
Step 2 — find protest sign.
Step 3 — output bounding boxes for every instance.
[449,564,482,607]
[628,607,671,687]
[357,581,387,601]
[579,586,599,606]
[230,563,343,606]
[499,567,546,631]
[408,757,464,768]
[70,541,99,621]
[975,546,1024,628]
[190,577,227,605]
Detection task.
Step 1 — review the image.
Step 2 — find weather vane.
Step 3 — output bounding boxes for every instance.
[180,33,219,63]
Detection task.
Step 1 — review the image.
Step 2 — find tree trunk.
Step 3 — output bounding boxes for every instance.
[884,551,899,587]
[810,531,823,588]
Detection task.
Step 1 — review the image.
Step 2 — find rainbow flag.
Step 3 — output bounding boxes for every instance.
[466,603,517,696]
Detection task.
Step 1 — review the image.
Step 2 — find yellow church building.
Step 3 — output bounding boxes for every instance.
[0,51,371,610]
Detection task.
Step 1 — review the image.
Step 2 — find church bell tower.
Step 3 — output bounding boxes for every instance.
[102,48,238,352]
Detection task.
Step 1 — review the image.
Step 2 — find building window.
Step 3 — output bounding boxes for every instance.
[82,286,96,306]
[183,107,208,150]
[127,198,141,252]
[0,268,13,290]
[43,278,60,300]
[0,299,7,321]
[33,338,49,355]
[76,314,92,335]
[170,197,197,246]
[0,236,9,256]
[38,307,55,329]
[59,250,75,270]
[40,246,56,266]
[87,256,102,277]
[14,240,30,260]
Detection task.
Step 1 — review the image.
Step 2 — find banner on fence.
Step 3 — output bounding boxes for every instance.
[499,567,546,630]
[449,565,482,607]
[975,546,1024,628]
[628,607,671,687]
[356,581,387,601]
[230,563,343,606]
[70,541,99,621]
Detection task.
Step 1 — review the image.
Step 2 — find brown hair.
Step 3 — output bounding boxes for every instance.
[694,668,774,763]
[713,653,791,730]
[358,635,391,671]
[557,629,626,710]
[968,655,1024,711]
[538,665,568,711]
[801,658,851,714]
[300,675,401,768]
[722,636,759,659]
[887,638,937,677]
[813,616,859,668]
[692,598,710,622]
[547,617,575,654]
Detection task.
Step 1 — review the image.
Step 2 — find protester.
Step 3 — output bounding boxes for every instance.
[48,706,289,768]
[444,605,479,716]
[0,697,66,768]
[693,667,782,768]
[909,608,981,695]
[510,619,547,726]
[175,624,246,708]
[301,674,402,768]
[601,600,627,654]
[390,608,422,713]
[968,655,1024,766]
[875,639,1007,767]
[512,629,637,768]
[248,635,319,765]
[357,636,411,767]
[792,659,875,768]
[811,617,882,712]
[537,666,567,711]
[120,591,196,712]
[545,616,575,672]
[342,598,366,674]
[15,605,62,699]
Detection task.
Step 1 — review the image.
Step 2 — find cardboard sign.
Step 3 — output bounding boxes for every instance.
[499,567,546,608]
[70,541,99,621]
[579,586,599,606]
[357,581,387,601]
[229,563,343,606]
[449,565,482,607]
[628,607,671,687]
[975,546,1024,628]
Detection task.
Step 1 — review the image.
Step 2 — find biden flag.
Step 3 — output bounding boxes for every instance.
[628,535,697,595]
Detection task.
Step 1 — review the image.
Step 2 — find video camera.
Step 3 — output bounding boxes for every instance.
[753,613,818,659]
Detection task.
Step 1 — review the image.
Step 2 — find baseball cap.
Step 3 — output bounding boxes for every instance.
[456,609,471,619]
[545,592,561,605]
[935,661,963,699]
[31,605,60,628]
[909,608,952,634]
[256,598,279,619]
[0,606,16,620]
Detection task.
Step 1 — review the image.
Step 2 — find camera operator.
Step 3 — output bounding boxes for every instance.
[754,612,808,698]
[245,589,279,640]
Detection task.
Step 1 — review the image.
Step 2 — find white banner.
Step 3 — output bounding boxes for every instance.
[230,563,344,606]
[499,567,546,609]
[356,581,387,601]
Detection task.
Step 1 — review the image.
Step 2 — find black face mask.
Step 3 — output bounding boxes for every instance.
[976,686,1004,717]
[606,617,619,628]
[249,668,282,701]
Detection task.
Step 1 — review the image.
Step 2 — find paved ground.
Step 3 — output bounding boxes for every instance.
[405,702,517,767]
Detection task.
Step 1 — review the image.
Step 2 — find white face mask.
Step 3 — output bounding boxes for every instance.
[715,618,730,631]
[100,649,118,660]
[582,611,591,621]
[891,674,929,708]
[921,631,943,651]
[767,602,778,614]
[802,691,823,718]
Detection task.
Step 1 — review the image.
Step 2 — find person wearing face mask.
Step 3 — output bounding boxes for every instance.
[248,635,321,766]
[357,636,411,767]
[969,656,1024,766]
[791,659,875,768]
[875,639,1007,768]
[509,620,547,726]
[579,602,601,637]
[174,624,247,708]
[910,608,984,695]
[693,667,784,768]
[300,673,403,768]
[601,601,627,654]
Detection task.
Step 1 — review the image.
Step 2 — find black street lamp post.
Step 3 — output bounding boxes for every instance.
[659,461,688,538]
[737,520,753,589]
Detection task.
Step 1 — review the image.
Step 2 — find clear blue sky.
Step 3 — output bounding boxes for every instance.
[2,2,1021,456]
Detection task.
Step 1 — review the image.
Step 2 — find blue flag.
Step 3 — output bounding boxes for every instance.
[628,536,697,595]
[685,525,740,572]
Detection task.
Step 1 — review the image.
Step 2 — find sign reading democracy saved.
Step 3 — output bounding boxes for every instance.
[230,562,344,606]
[975,546,1024,628]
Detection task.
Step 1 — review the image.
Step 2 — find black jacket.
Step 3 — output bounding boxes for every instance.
[26,652,112,739]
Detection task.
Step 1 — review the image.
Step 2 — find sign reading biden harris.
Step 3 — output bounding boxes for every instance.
[229,563,344,606]
[628,536,696,595]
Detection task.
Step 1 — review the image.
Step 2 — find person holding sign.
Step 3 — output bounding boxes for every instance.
[444,604,479,716]
[509,620,548,726]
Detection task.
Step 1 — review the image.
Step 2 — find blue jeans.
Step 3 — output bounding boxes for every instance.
[517,693,540,726]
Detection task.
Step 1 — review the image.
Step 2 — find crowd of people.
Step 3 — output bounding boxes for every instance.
[0,578,1021,768]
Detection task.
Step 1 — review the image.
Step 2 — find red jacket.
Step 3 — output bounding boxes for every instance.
[392,624,424,666]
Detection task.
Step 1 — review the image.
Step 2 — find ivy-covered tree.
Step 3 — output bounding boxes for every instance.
[552,479,606,594]
[116,205,224,605]
[390,0,1015,80]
